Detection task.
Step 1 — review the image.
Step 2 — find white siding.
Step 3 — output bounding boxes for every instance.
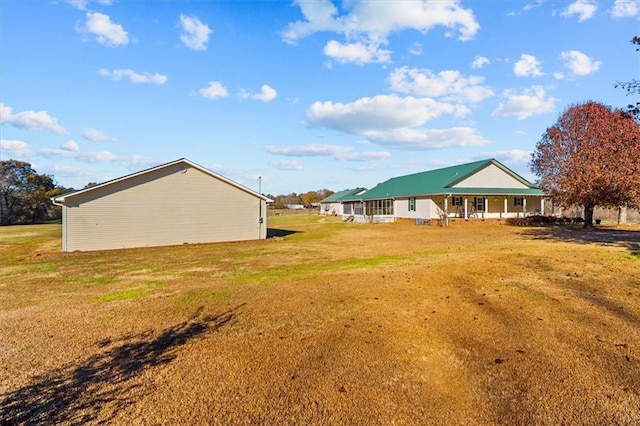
[321,202,342,216]
[394,197,433,219]
[452,164,529,189]
[63,163,266,251]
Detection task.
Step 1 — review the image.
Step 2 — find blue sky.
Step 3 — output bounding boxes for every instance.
[1,0,638,195]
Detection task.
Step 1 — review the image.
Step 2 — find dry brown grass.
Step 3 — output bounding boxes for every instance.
[1,216,639,425]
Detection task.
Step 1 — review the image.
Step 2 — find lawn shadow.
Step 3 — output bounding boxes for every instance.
[267,228,301,238]
[521,226,640,256]
[521,226,640,326]
[0,305,242,425]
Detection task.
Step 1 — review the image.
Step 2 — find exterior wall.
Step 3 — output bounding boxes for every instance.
[393,197,434,219]
[321,202,342,216]
[451,164,529,189]
[62,163,266,251]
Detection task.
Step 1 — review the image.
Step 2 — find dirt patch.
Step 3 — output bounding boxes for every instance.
[1,219,639,424]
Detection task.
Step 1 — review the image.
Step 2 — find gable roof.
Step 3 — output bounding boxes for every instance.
[343,159,543,201]
[320,188,367,203]
[52,158,272,204]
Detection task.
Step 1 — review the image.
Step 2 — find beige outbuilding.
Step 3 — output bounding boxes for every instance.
[52,158,271,252]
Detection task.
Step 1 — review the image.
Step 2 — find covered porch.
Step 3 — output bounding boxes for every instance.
[437,194,544,220]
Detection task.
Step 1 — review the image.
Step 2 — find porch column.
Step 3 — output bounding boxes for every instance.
[464,198,468,219]
[504,197,508,216]
[484,197,488,216]
[523,197,527,216]
[541,198,545,215]
[444,196,448,217]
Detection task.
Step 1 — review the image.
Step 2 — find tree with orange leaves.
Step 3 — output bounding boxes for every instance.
[530,101,640,228]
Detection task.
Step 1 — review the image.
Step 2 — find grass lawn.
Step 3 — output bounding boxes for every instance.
[1,215,639,424]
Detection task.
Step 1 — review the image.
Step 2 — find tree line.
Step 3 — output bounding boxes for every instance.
[264,189,334,209]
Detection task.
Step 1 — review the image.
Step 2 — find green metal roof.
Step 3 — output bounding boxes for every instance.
[320,188,367,203]
[342,159,544,201]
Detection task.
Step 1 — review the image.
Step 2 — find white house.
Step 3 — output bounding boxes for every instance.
[319,188,367,216]
[338,159,546,223]
[52,158,271,252]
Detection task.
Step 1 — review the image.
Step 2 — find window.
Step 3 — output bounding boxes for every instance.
[514,197,524,206]
[473,197,485,211]
[344,203,353,215]
[408,197,416,211]
[451,196,463,206]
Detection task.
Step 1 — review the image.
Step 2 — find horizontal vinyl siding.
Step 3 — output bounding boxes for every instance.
[452,164,529,189]
[394,198,432,219]
[64,164,263,251]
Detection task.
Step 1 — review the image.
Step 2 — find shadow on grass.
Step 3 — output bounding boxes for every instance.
[522,226,640,256]
[0,305,243,425]
[267,228,301,238]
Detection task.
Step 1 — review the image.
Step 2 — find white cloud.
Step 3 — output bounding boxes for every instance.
[99,68,168,84]
[270,160,303,170]
[282,0,340,42]
[307,94,486,149]
[560,50,601,76]
[471,55,489,69]
[513,54,544,77]
[361,127,487,150]
[40,142,118,163]
[477,149,532,166]
[324,39,391,64]
[79,12,129,47]
[49,164,90,180]
[81,150,124,163]
[523,1,544,12]
[265,144,390,161]
[282,0,479,64]
[492,86,558,120]
[308,94,458,134]
[66,0,113,10]
[0,139,31,157]
[409,42,422,56]
[82,127,115,142]
[252,85,278,102]
[561,0,597,21]
[119,154,157,171]
[388,67,494,103]
[284,0,479,43]
[0,103,65,134]
[179,15,212,51]
[612,0,640,17]
[61,140,80,152]
[198,81,228,99]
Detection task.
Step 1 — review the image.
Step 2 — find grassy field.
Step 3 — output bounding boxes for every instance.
[1,215,639,425]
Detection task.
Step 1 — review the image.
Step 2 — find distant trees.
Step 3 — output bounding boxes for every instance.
[0,160,68,225]
[530,101,640,228]
[268,189,334,209]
